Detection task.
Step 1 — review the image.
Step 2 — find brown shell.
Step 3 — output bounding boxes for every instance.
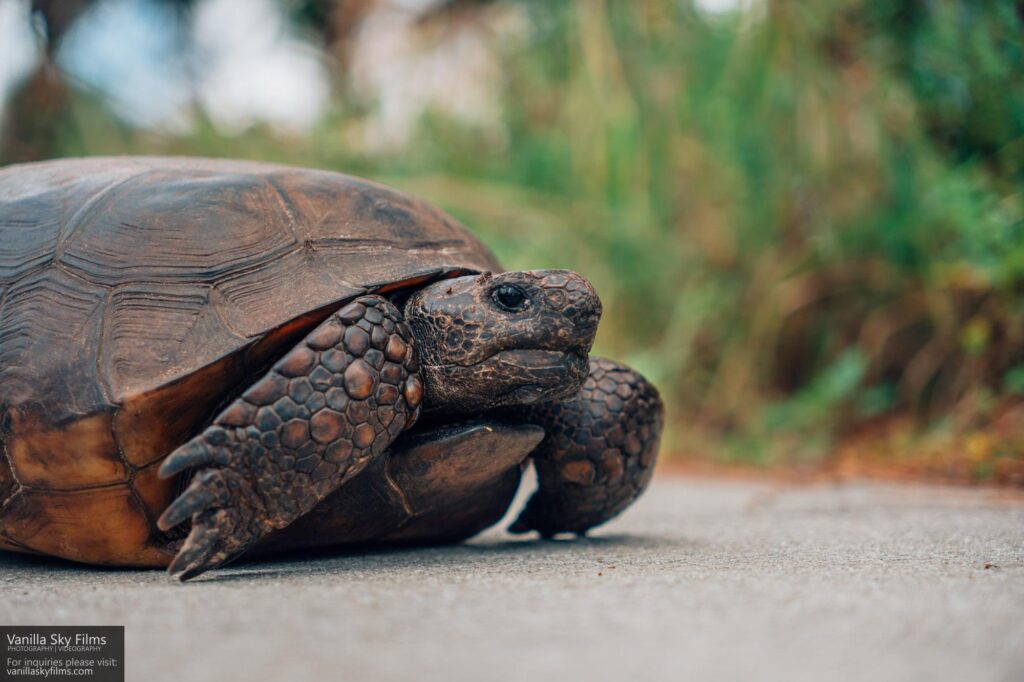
[0,156,500,565]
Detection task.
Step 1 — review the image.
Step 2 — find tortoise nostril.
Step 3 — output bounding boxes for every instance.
[545,289,567,309]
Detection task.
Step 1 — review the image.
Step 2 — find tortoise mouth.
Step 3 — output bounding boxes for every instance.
[489,347,589,405]
[451,341,588,366]
[417,344,590,414]
[490,348,583,370]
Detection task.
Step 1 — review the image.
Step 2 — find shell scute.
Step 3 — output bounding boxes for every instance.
[59,169,297,285]
[0,266,108,415]
[105,282,244,399]
[0,164,141,285]
[2,484,162,566]
[6,410,126,489]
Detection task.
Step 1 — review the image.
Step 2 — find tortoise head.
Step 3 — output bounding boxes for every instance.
[404,270,601,414]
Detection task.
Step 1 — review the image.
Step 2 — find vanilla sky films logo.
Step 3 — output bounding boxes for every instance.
[2,627,123,681]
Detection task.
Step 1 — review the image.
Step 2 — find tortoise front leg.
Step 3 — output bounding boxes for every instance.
[157,295,422,580]
[504,358,663,537]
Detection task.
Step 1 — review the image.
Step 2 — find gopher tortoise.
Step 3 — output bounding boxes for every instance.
[0,157,662,580]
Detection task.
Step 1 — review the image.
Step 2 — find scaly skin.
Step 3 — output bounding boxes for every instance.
[504,358,663,537]
[155,270,661,580]
[157,295,422,580]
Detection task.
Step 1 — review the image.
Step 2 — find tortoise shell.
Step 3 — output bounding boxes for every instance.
[0,157,500,565]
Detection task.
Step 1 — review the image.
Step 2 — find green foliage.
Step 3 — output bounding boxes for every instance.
[11,0,1023,465]
[763,350,868,433]
[1005,366,1024,395]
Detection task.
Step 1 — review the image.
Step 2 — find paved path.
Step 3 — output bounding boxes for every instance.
[2,476,1022,682]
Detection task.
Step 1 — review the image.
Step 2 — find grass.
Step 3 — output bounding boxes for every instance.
[4,0,1023,475]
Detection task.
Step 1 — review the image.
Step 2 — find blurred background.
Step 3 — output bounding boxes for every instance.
[1,0,1022,483]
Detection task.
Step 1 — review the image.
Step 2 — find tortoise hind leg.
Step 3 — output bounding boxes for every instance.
[503,358,663,537]
[156,295,423,580]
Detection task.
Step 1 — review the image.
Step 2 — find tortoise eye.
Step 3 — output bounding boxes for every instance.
[491,284,528,312]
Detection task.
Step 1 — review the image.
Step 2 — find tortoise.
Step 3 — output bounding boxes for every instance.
[0,156,663,580]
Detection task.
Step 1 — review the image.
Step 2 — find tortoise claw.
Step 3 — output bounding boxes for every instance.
[158,428,234,475]
[167,512,221,581]
[160,468,264,581]
[157,471,221,531]
[159,439,226,478]
[169,506,259,581]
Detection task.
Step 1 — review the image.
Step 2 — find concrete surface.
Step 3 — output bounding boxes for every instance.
[2,475,1022,682]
